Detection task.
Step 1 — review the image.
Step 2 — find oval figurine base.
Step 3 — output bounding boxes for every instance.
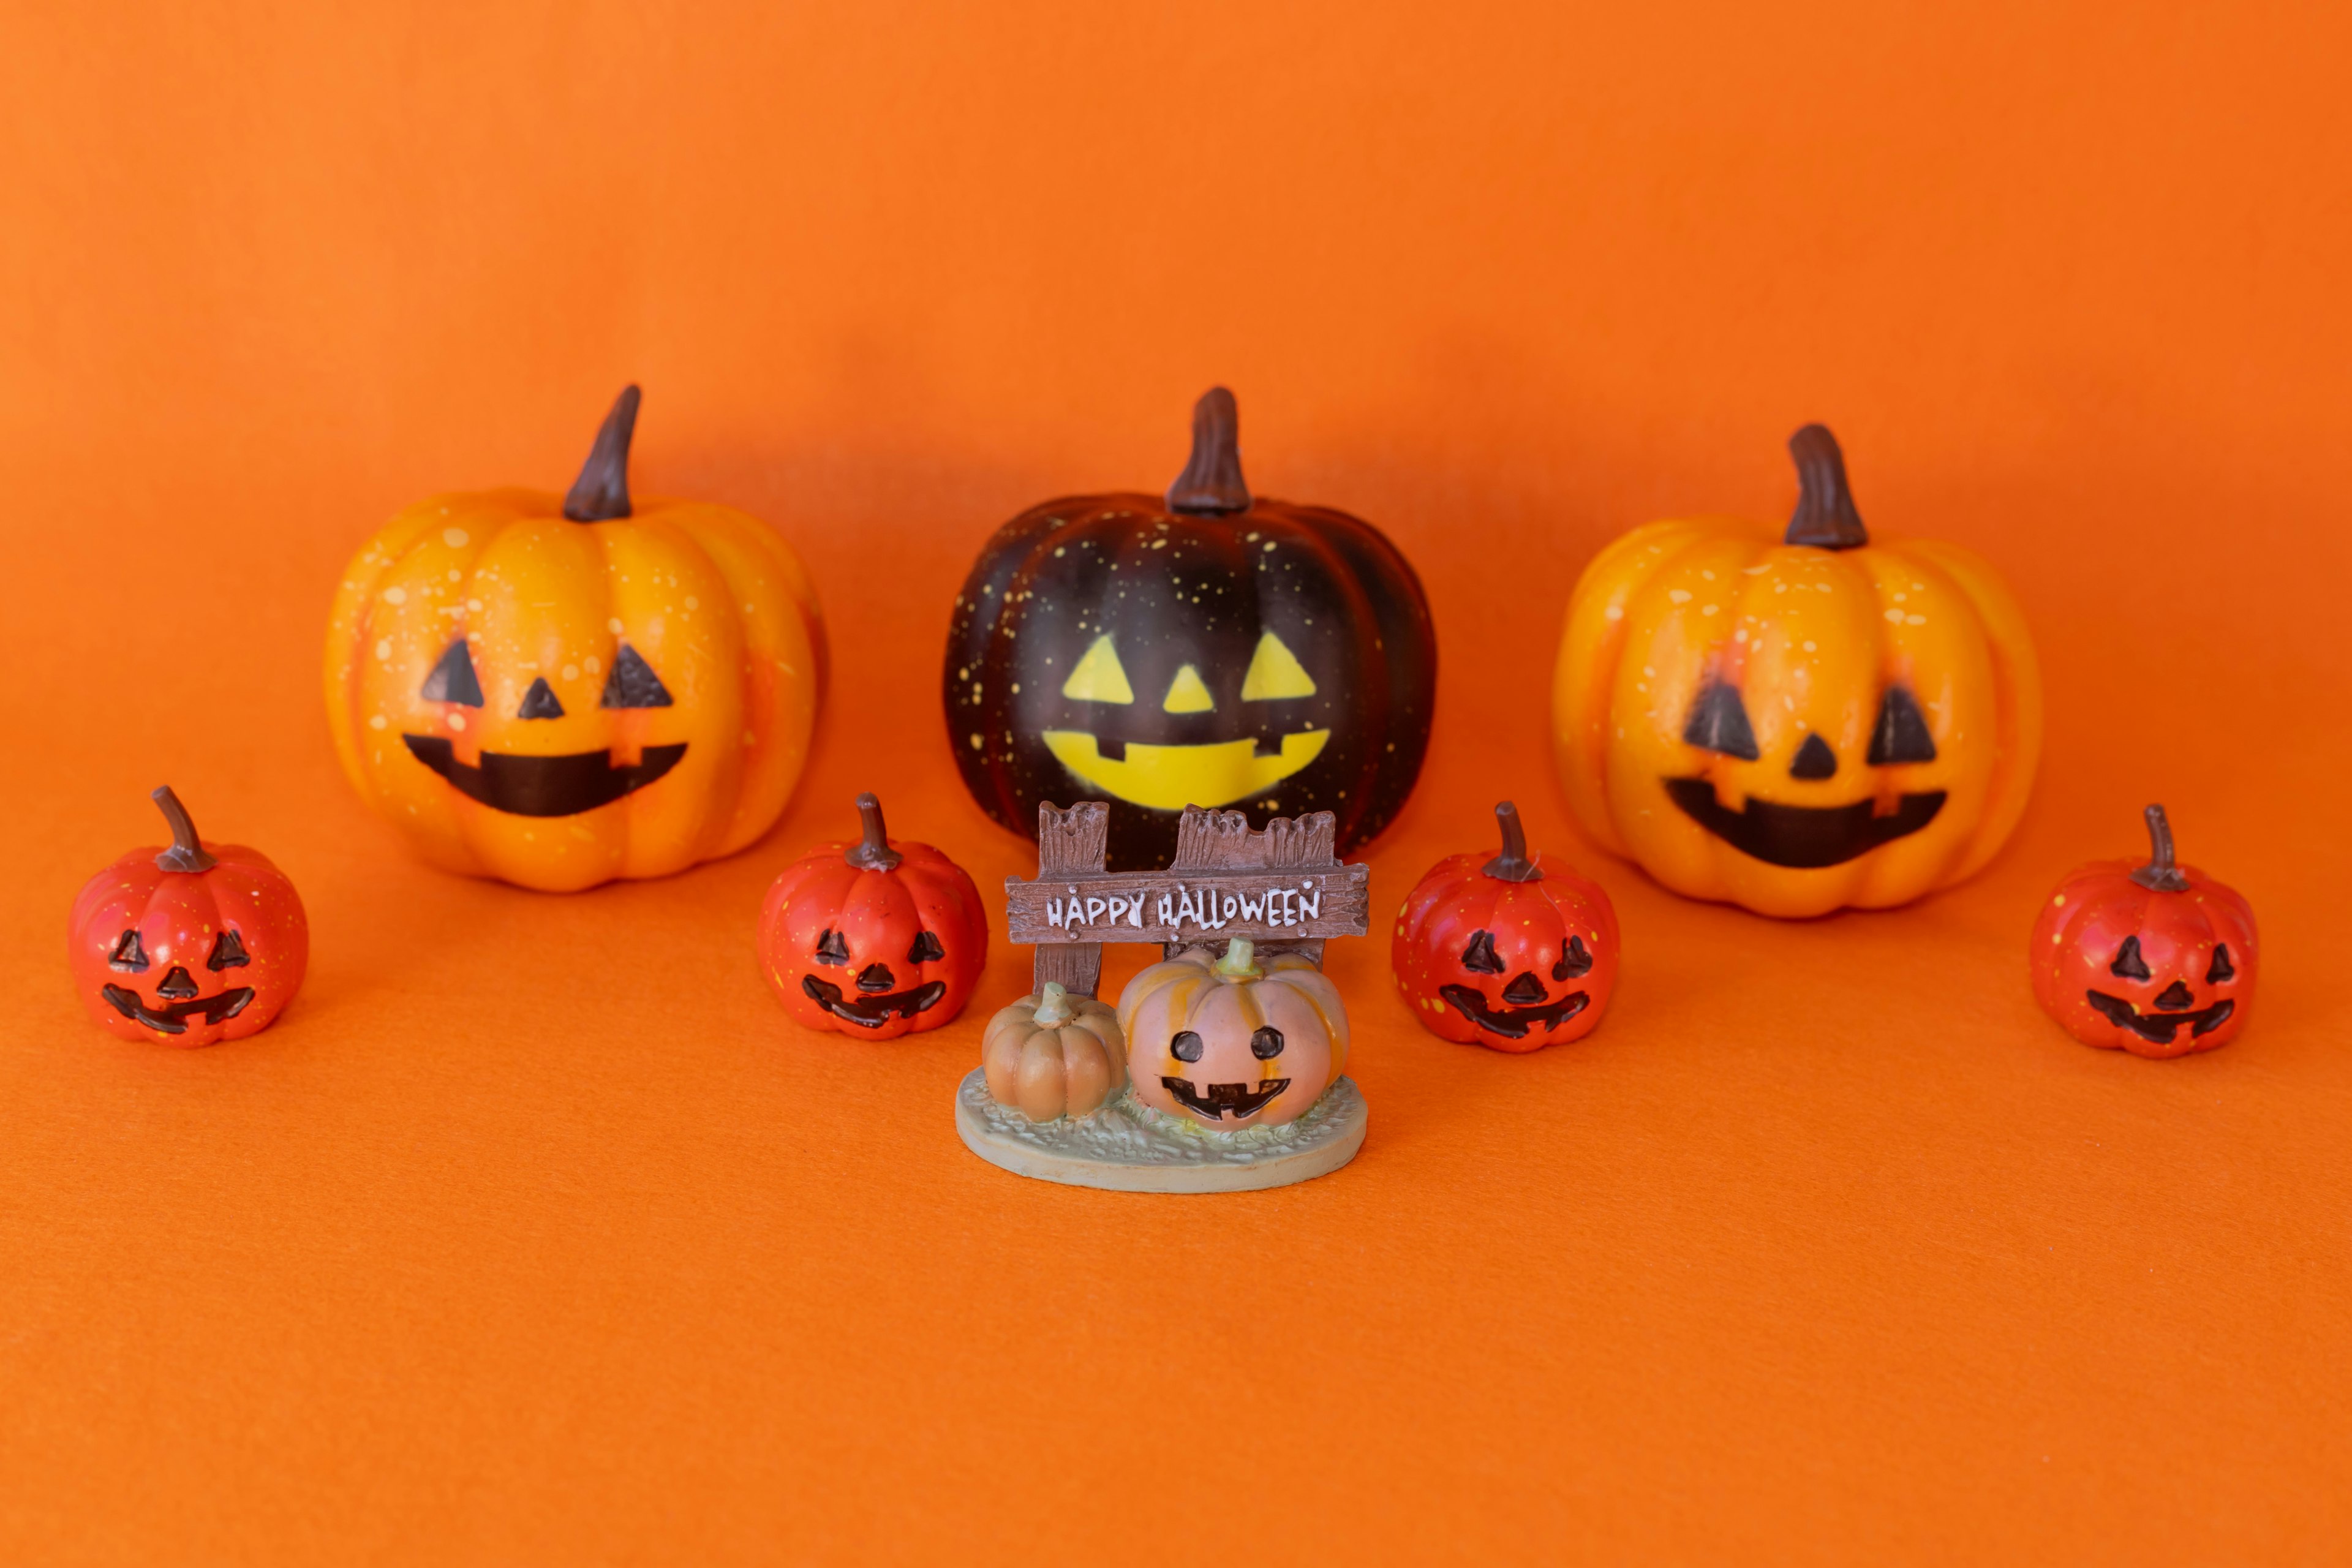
[954,1071,1366,1193]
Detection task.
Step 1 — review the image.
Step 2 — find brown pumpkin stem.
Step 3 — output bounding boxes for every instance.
[1482,801,1544,883]
[1784,423,1869,550]
[845,791,903,872]
[2130,803,2191,892]
[1165,386,1252,516]
[150,786,218,874]
[562,384,641,522]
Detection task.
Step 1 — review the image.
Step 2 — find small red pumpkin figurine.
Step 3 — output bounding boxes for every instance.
[758,793,988,1038]
[2031,803,2256,1058]
[68,787,309,1047]
[1393,801,1620,1052]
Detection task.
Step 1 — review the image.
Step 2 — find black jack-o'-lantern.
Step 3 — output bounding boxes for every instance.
[945,388,1436,870]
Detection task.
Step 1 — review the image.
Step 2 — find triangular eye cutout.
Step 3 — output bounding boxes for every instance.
[420,639,484,707]
[1866,687,1938,765]
[813,929,850,967]
[2207,944,2236,984]
[601,644,674,709]
[1553,935,1593,981]
[1161,663,1215,714]
[2110,935,2152,982]
[1060,635,1135,704]
[108,930,150,973]
[1240,631,1317,701]
[1461,930,1504,974]
[907,930,946,965]
[1683,682,1760,761]
[207,929,250,971]
[516,677,566,719]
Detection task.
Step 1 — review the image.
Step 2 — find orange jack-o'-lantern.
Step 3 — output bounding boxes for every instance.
[325,386,826,891]
[1117,938,1347,1129]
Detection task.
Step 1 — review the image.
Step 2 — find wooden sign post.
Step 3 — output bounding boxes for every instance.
[1006,801,1373,996]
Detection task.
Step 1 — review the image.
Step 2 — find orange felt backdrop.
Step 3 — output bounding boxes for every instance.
[4,1,2350,1562]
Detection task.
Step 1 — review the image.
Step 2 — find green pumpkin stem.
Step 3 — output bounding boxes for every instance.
[1784,423,1869,550]
[1482,800,1544,883]
[1032,981,1074,1027]
[845,792,903,872]
[150,786,218,874]
[2130,803,2191,892]
[1213,937,1262,981]
[562,384,641,522]
[1165,386,1253,516]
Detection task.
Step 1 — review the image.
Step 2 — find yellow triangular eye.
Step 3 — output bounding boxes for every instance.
[1161,664,1216,713]
[1061,635,1134,704]
[1240,631,1317,701]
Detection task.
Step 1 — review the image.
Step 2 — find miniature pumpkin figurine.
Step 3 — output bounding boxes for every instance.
[2030,804,2256,1058]
[1551,424,2041,918]
[1393,801,1619,1052]
[758,793,987,1038]
[1117,938,1347,1129]
[325,385,827,892]
[67,788,309,1047]
[981,982,1126,1121]
[946,386,1436,870]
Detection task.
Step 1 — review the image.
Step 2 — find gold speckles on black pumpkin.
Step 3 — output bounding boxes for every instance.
[943,390,1436,870]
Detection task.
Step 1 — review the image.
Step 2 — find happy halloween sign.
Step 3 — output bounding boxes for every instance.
[1003,864,1370,946]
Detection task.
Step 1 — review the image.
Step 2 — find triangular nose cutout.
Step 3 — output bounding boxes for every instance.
[517,677,566,720]
[420,639,484,707]
[1790,732,1838,780]
[1161,664,1215,714]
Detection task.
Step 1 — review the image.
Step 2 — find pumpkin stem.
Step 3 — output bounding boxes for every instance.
[562,385,641,522]
[1213,937,1262,981]
[844,791,903,872]
[2130,803,2191,892]
[1784,423,1869,550]
[1165,386,1253,516]
[150,786,218,874]
[1482,800,1544,883]
[1033,981,1074,1027]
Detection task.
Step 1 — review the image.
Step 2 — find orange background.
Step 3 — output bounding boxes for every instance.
[4,1,2349,1561]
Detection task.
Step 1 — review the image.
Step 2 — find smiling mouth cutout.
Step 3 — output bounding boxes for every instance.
[1040,729,1329,812]
[403,735,687,817]
[1159,1077,1291,1120]
[1663,777,1947,869]
[100,983,254,1036]
[2084,991,2234,1047]
[800,974,949,1029]
[1438,984,1589,1039]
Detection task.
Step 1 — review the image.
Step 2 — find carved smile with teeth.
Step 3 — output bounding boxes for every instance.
[800,973,949,1029]
[2084,989,2235,1047]
[101,973,255,1036]
[1158,1077,1292,1120]
[1664,778,1947,869]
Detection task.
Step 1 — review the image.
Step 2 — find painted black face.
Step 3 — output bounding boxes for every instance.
[1438,933,1593,1039]
[2082,937,2237,1046]
[1667,682,1945,868]
[1158,1027,1289,1118]
[403,639,687,817]
[799,926,951,1028]
[100,927,257,1035]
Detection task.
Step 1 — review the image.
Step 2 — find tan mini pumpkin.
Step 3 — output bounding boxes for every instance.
[1117,938,1348,1130]
[981,982,1126,1122]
